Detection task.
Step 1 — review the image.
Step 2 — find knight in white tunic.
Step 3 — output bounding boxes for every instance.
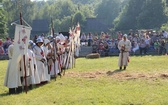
[43,39,52,81]
[33,38,48,84]
[4,41,24,94]
[118,34,131,70]
[27,40,40,85]
[50,37,62,77]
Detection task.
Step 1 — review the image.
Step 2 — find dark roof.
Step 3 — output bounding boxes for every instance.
[85,18,110,33]
[32,19,49,32]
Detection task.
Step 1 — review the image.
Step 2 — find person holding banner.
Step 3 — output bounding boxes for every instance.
[4,24,32,94]
[118,34,131,70]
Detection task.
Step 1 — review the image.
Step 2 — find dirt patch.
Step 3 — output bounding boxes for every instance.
[108,72,168,80]
[160,73,168,78]
[66,71,105,78]
[65,71,168,80]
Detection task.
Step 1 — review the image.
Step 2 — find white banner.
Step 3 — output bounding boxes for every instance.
[13,24,31,56]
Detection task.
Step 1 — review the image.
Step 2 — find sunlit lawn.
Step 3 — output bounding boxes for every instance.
[0,55,168,105]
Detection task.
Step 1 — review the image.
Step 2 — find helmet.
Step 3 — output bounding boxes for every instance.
[44,39,50,45]
[36,38,43,43]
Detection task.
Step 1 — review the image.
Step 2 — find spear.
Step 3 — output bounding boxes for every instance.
[19,0,27,94]
[51,17,57,81]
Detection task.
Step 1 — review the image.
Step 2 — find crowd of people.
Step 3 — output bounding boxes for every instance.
[0,37,13,55]
[4,31,80,94]
[80,30,168,56]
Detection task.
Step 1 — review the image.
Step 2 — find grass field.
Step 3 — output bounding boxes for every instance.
[0,56,168,105]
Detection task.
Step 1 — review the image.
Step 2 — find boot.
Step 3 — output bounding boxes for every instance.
[58,73,62,78]
[119,67,122,70]
[16,86,22,94]
[9,88,16,94]
[124,66,126,70]
[28,85,33,90]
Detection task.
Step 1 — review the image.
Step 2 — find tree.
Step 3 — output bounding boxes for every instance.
[55,0,76,19]
[114,0,168,31]
[95,0,121,25]
[3,0,37,37]
[73,11,86,30]
[59,16,72,32]
[78,4,95,18]
[0,0,8,39]
[137,0,167,29]
[114,0,145,31]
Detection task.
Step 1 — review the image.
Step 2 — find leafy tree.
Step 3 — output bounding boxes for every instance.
[95,0,121,25]
[78,4,95,18]
[59,16,72,32]
[53,19,61,33]
[114,0,145,31]
[0,0,8,39]
[73,11,85,24]
[73,11,86,30]
[137,0,167,29]
[114,0,168,31]
[3,0,37,36]
[55,0,76,19]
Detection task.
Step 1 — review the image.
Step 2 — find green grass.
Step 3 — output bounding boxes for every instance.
[0,56,168,105]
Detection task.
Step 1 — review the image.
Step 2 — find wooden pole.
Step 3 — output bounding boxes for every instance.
[19,0,27,94]
[51,17,57,81]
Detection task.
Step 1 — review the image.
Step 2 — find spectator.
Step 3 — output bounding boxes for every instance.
[98,42,104,55]
[93,33,99,41]
[87,33,93,46]
[159,39,166,55]
[109,39,117,53]
[132,34,140,43]
[0,39,4,55]
[100,32,105,40]
[139,39,147,55]
[132,41,139,54]
[165,41,168,55]
[92,41,98,53]
[162,31,168,38]
[117,31,122,40]
[104,42,109,56]
[154,40,160,54]
[3,37,12,55]
[80,33,87,46]
[145,35,151,53]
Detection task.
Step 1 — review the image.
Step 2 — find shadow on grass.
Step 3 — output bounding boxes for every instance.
[0,92,9,97]
[106,69,124,76]
[0,83,49,97]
